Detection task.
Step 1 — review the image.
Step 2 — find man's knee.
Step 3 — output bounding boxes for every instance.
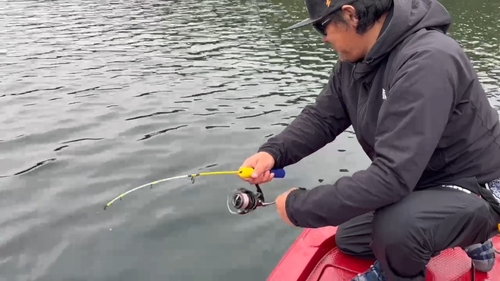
[335,213,375,259]
[371,206,432,279]
[369,188,496,279]
[335,225,360,254]
[372,211,432,256]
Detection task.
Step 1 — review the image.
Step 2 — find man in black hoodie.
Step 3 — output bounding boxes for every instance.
[239,0,500,279]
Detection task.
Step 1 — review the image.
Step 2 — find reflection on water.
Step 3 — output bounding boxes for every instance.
[0,0,498,280]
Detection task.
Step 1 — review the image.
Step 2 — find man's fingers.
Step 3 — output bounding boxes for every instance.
[239,152,276,184]
[260,171,271,183]
[262,170,270,178]
[244,172,273,185]
[251,160,270,179]
[247,172,274,185]
[265,172,274,183]
[255,171,270,184]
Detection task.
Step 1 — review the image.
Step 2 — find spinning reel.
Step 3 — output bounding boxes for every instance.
[226,184,275,215]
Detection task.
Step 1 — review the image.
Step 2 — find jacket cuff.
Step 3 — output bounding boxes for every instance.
[285,187,308,227]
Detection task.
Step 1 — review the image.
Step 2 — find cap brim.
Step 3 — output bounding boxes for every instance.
[284,18,317,30]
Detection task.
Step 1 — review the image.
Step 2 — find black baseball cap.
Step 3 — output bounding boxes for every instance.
[285,0,357,30]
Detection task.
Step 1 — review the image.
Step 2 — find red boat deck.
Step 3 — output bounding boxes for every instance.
[268,226,500,281]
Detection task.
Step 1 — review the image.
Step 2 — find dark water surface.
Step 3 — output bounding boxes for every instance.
[0,0,499,280]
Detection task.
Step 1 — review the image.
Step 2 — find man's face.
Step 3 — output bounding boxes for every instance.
[314,8,367,62]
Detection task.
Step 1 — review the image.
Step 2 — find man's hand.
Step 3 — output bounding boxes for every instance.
[239,151,276,184]
[275,188,298,226]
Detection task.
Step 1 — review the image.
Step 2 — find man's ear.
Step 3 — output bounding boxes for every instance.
[341,5,359,27]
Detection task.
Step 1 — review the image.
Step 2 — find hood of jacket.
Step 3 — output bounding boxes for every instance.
[352,0,452,80]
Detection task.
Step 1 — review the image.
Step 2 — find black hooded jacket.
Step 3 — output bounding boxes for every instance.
[258,0,500,227]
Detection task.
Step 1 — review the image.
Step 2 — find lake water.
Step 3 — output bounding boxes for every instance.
[0,0,499,280]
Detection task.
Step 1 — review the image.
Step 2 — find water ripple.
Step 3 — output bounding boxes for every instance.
[138,125,189,141]
[125,109,185,121]
[3,158,57,178]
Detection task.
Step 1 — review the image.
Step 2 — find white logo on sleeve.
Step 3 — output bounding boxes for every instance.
[382,88,386,100]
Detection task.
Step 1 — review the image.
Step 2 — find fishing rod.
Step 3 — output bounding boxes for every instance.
[104,167,286,215]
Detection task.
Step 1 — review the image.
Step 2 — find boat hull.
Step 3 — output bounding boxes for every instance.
[268,226,500,281]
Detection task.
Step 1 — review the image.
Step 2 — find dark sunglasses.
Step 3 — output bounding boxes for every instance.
[313,17,333,36]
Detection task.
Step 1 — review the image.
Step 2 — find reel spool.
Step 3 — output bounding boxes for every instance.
[226,184,275,215]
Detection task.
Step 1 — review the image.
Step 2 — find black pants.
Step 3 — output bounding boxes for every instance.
[335,186,500,280]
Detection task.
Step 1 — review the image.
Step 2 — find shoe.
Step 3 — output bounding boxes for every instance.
[351,260,387,281]
[464,238,496,272]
